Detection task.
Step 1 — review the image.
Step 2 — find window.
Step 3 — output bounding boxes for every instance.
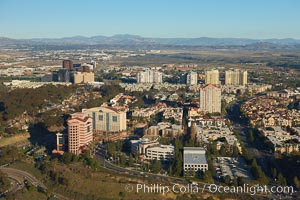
[112,116,118,122]
[58,138,64,144]
[98,115,103,121]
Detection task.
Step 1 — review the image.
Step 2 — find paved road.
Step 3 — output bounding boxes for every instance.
[94,151,280,198]
[227,102,273,175]
[95,151,189,184]
[0,167,71,200]
[1,167,46,188]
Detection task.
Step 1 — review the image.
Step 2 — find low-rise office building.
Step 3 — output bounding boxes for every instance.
[145,145,174,161]
[130,138,159,156]
[183,147,208,176]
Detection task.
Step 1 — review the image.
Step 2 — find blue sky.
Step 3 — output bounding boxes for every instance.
[0,0,299,39]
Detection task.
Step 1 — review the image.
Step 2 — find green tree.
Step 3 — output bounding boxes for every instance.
[128,154,134,167]
[293,176,300,189]
[223,175,231,184]
[208,143,218,157]
[151,160,162,173]
[232,178,238,186]
[61,152,73,164]
[237,177,246,186]
[277,173,287,186]
[242,147,254,164]
[171,137,183,176]
[248,130,255,143]
[221,100,227,115]
[219,145,227,157]
[250,160,269,184]
[271,168,277,179]
[232,145,239,157]
[0,146,21,164]
[107,142,116,157]
[172,152,183,176]
[251,159,258,167]
[119,154,127,167]
[203,170,214,183]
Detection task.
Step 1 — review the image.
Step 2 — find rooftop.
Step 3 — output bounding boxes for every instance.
[183,147,207,165]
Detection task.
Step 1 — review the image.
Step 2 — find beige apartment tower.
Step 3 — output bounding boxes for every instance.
[67,112,93,155]
[205,69,220,85]
[199,84,221,113]
[225,69,247,86]
[137,69,163,83]
[82,106,127,132]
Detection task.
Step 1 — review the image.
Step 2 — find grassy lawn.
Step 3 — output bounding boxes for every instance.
[0,133,30,147]
[10,160,44,181]
[8,160,220,200]
[6,189,48,200]
[50,163,174,200]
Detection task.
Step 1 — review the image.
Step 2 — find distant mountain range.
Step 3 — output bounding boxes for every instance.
[1,34,300,46]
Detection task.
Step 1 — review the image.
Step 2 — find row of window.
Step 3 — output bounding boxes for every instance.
[147,152,174,155]
[98,115,118,122]
[184,164,207,168]
[184,167,208,170]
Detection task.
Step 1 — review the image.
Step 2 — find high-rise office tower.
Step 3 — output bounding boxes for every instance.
[183,71,198,85]
[199,84,221,113]
[225,69,248,86]
[62,60,74,70]
[67,113,93,155]
[205,69,220,85]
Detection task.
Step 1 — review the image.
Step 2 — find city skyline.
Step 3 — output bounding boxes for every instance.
[0,0,300,39]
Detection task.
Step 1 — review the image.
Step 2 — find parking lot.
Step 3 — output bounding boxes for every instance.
[214,157,252,180]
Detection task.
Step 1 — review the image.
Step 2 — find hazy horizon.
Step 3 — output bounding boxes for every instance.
[0,0,300,39]
[1,34,300,40]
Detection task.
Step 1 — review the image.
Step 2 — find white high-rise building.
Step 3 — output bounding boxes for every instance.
[199,84,221,113]
[137,69,163,83]
[225,69,247,86]
[205,69,220,85]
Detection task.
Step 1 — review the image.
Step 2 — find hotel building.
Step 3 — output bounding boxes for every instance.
[67,112,93,155]
[82,106,127,132]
